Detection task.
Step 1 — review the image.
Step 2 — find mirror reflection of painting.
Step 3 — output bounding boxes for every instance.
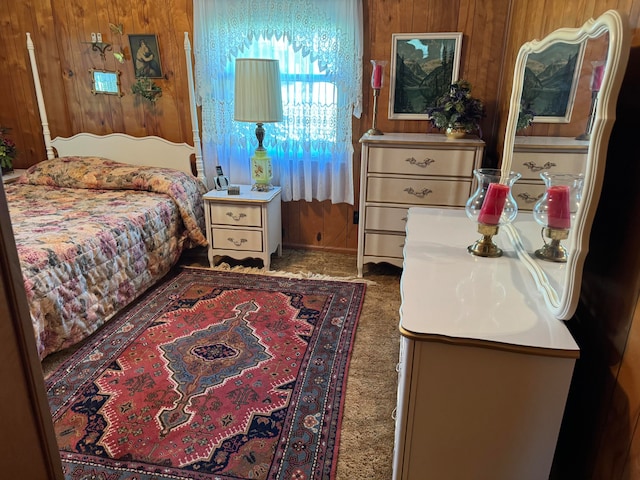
[388,33,462,120]
[128,34,163,78]
[522,42,584,123]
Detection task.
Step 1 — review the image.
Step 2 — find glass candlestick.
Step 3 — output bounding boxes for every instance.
[367,60,387,135]
[532,172,584,262]
[465,168,521,257]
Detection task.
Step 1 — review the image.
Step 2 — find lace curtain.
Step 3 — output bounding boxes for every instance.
[193,0,363,204]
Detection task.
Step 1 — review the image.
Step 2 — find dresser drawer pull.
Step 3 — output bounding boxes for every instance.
[406,156,436,168]
[522,161,557,172]
[226,211,247,221]
[227,237,248,247]
[404,186,433,198]
[517,192,543,204]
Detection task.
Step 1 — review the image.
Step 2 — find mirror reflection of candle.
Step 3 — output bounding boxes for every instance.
[478,183,509,225]
[372,63,383,89]
[547,185,571,229]
[591,61,605,91]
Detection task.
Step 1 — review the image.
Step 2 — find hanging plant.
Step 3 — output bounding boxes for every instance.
[131,76,162,102]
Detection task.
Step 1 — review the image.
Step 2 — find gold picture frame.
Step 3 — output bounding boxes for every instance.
[90,69,123,96]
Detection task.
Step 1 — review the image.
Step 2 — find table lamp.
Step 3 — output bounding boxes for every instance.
[234,58,283,191]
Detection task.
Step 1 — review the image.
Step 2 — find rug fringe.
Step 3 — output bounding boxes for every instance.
[182,263,377,285]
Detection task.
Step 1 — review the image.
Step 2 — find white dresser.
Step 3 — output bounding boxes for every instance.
[357,133,484,277]
[203,185,282,270]
[394,207,579,480]
[511,136,589,211]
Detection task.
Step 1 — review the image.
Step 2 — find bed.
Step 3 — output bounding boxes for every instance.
[7,33,210,360]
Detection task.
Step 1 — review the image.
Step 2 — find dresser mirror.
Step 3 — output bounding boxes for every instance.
[501,9,630,320]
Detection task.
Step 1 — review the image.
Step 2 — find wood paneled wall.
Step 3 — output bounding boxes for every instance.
[3,1,640,477]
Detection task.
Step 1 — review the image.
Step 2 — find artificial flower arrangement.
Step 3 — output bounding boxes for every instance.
[0,126,17,172]
[425,79,485,137]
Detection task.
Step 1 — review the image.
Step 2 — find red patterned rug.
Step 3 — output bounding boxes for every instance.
[46,268,366,479]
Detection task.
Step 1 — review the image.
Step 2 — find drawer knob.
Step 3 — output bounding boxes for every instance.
[517,192,543,204]
[227,237,248,247]
[404,186,433,198]
[406,156,435,168]
[522,161,557,172]
[226,211,247,221]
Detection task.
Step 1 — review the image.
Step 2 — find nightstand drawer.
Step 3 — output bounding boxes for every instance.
[364,232,405,258]
[366,176,471,207]
[365,206,409,232]
[513,183,545,211]
[209,204,262,227]
[211,228,263,252]
[368,147,476,177]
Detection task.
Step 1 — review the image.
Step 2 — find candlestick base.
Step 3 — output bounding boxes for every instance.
[367,127,384,135]
[534,227,569,263]
[468,224,502,258]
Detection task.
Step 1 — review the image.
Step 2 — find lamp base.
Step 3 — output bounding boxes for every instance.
[251,148,273,191]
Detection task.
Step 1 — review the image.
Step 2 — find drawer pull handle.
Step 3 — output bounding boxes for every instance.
[404,186,432,198]
[401,216,407,222]
[517,192,543,204]
[226,211,247,221]
[522,161,557,172]
[227,237,248,247]
[406,157,435,168]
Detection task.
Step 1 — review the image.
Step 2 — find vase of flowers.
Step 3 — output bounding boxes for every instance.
[0,127,16,174]
[426,80,485,139]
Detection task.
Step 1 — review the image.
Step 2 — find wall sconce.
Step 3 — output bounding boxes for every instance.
[83,32,112,61]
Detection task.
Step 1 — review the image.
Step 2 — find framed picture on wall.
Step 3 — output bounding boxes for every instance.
[388,32,463,120]
[128,34,163,78]
[522,41,585,123]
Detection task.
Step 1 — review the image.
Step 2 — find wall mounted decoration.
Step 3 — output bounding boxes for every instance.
[388,32,462,120]
[128,34,163,78]
[89,69,123,96]
[522,41,585,123]
[131,76,162,102]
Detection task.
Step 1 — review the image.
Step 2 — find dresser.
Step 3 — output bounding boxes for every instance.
[394,207,579,480]
[203,185,282,270]
[357,133,484,277]
[511,136,589,211]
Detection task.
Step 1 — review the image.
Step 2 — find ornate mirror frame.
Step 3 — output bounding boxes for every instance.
[501,10,630,320]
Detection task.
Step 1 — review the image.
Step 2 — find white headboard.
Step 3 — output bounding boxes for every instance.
[25,32,207,185]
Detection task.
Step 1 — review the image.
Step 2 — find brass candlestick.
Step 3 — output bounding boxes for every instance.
[468,223,502,258]
[535,227,569,263]
[367,88,383,135]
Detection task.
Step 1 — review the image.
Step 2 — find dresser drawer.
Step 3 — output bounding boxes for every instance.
[365,206,409,233]
[513,183,545,211]
[367,176,471,207]
[513,151,586,180]
[209,203,262,227]
[211,228,263,252]
[368,146,476,177]
[364,232,405,258]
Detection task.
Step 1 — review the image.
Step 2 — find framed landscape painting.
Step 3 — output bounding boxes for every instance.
[388,32,462,120]
[522,41,585,123]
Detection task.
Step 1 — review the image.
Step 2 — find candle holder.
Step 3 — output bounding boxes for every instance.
[465,168,521,257]
[532,172,584,263]
[367,60,387,135]
[576,60,605,141]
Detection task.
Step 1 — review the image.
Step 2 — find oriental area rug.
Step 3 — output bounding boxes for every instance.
[46,268,366,480]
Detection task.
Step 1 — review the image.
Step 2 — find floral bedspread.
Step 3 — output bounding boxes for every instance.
[6,156,208,359]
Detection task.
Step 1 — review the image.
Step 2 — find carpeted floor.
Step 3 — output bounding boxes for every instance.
[42,247,402,479]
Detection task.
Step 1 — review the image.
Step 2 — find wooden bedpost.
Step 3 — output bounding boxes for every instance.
[26,33,55,160]
[184,32,207,187]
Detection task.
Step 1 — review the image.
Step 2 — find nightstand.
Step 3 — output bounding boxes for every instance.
[203,185,282,270]
[2,169,26,184]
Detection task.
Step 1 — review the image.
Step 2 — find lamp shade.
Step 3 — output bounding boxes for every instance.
[234,58,283,123]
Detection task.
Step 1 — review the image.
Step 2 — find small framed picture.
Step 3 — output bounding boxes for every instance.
[128,34,163,78]
[522,41,586,123]
[89,69,123,96]
[388,32,463,120]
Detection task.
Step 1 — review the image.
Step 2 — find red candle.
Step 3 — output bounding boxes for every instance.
[477,183,509,225]
[547,185,571,229]
[591,63,605,91]
[372,64,383,89]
